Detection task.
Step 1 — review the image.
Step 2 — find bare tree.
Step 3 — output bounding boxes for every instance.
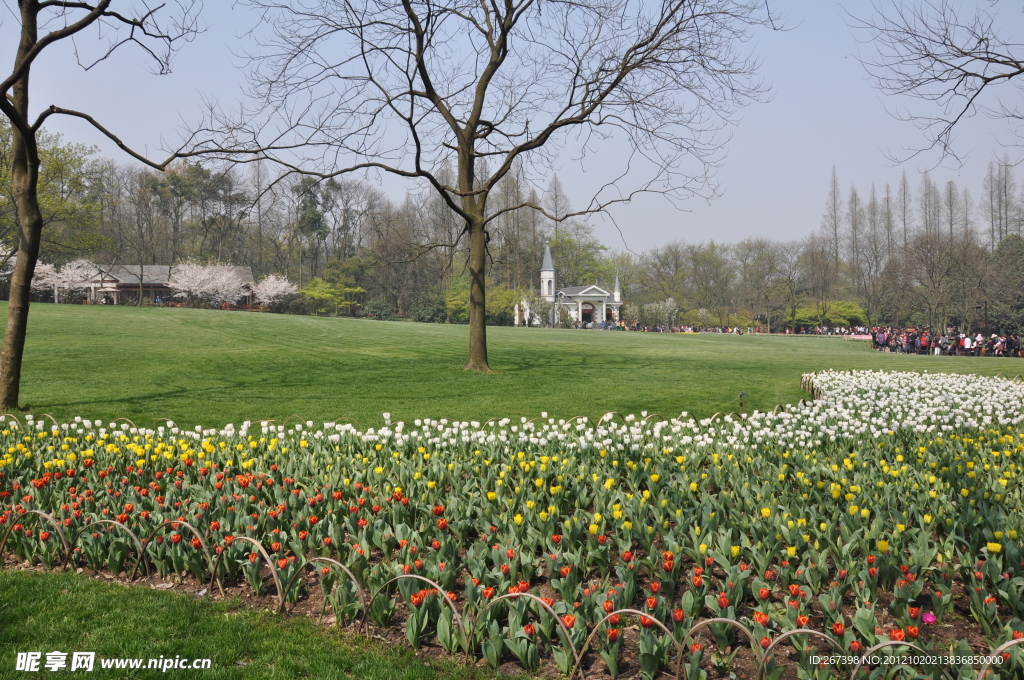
[197,0,774,371]
[822,166,843,269]
[0,1,200,410]
[855,0,1024,160]
[897,169,915,252]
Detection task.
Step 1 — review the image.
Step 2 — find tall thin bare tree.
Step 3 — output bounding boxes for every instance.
[195,0,774,371]
[0,1,200,410]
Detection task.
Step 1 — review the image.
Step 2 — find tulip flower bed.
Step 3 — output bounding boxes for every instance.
[4,370,1024,680]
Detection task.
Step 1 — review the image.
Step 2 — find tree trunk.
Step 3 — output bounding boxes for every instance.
[0,6,41,411]
[464,217,490,372]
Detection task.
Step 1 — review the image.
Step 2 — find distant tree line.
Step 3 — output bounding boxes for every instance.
[1,121,1022,332]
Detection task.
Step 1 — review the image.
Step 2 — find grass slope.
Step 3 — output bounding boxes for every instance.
[16,303,1017,428]
[0,571,528,680]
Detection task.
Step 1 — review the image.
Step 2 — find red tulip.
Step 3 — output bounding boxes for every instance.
[832,622,844,636]
[482,587,495,599]
[850,640,862,653]
[621,550,633,563]
[672,608,685,623]
[607,628,620,643]
[717,593,729,609]
[523,624,535,637]
[692,575,703,588]
[905,625,919,639]
[639,615,654,628]
[432,505,445,516]
[646,596,658,609]
[277,558,290,570]
[39,531,50,542]
[603,600,615,613]
[562,614,576,629]
[796,615,810,627]
[551,534,562,544]
[888,628,905,642]
[753,611,769,626]
[760,636,771,649]
[758,587,771,600]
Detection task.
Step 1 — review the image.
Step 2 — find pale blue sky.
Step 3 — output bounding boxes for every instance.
[3,1,1019,253]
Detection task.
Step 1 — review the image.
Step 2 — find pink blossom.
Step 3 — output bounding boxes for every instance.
[921,612,937,624]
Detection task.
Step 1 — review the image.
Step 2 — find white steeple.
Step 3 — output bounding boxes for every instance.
[613,272,621,303]
[540,242,555,301]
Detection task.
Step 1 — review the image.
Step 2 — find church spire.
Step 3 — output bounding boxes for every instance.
[540,242,555,301]
[541,241,554,273]
[613,272,621,303]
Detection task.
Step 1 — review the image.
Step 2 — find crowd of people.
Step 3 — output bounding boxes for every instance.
[872,328,1023,357]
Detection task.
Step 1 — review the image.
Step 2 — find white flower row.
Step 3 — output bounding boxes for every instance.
[9,371,1024,456]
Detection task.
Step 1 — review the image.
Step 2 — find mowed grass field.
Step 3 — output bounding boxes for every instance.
[16,303,1018,428]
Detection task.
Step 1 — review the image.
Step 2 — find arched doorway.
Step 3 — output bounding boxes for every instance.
[581,303,595,324]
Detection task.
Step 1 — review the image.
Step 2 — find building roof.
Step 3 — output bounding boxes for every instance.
[541,242,553,272]
[100,265,173,285]
[94,264,255,287]
[557,284,618,300]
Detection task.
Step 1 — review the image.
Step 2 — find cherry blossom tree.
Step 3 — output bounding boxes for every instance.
[29,262,57,295]
[205,267,245,306]
[167,261,210,306]
[168,261,245,307]
[253,274,297,307]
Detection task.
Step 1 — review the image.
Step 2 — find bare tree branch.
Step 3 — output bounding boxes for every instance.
[852,0,1024,163]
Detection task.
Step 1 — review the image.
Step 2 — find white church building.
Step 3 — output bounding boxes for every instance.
[515,242,623,327]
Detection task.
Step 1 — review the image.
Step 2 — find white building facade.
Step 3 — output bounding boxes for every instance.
[515,242,622,327]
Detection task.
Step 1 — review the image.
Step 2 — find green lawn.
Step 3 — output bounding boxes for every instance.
[0,571,527,680]
[14,303,1019,429]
